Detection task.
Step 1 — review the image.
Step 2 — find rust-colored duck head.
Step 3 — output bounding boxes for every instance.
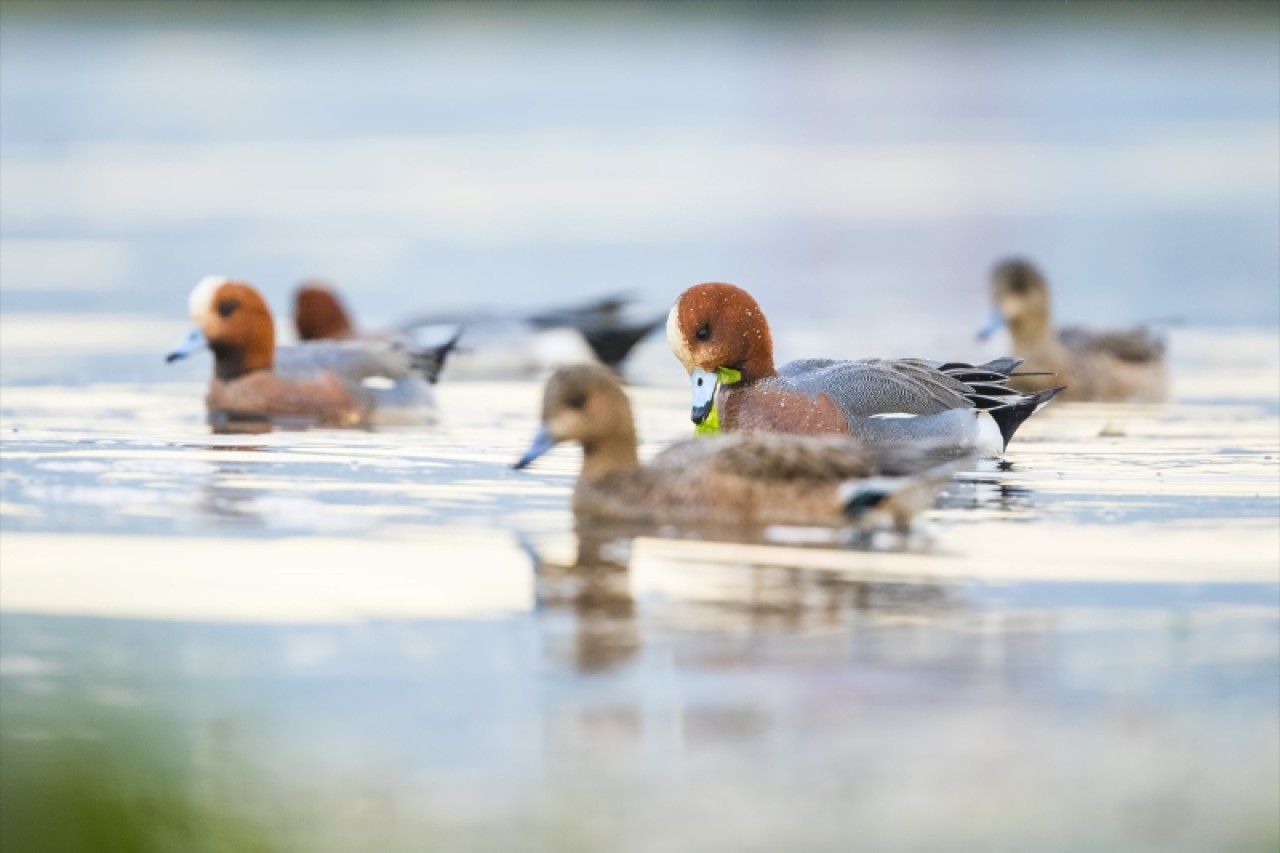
[294,281,355,341]
[167,276,276,381]
[666,282,777,426]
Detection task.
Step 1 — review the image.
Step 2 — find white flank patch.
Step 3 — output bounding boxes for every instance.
[837,477,898,504]
[361,376,396,390]
[975,411,1005,456]
[189,274,229,321]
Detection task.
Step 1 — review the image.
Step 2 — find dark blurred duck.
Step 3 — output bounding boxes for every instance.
[298,281,663,371]
[525,295,666,369]
[513,363,960,532]
[168,276,459,428]
[979,259,1167,402]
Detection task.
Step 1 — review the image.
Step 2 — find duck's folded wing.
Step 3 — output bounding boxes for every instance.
[275,341,419,382]
[1060,326,1166,363]
[276,330,462,385]
[778,358,975,418]
[653,433,941,483]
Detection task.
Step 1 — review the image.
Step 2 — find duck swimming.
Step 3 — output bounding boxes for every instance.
[979,258,1168,402]
[667,282,1063,456]
[298,281,662,372]
[513,363,959,531]
[167,276,459,428]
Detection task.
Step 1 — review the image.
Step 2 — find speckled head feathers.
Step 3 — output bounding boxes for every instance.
[667,282,776,380]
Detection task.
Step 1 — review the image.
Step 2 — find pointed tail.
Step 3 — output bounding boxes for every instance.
[408,327,464,384]
[987,386,1066,450]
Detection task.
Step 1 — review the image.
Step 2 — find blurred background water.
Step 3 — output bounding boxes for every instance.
[1,0,1277,355]
[1,2,1278,851]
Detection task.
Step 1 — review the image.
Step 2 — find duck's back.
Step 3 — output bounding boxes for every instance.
[1059,326,1165,365]
[775,358,974,420]
[275,340,424,383]
[274,340,441,424]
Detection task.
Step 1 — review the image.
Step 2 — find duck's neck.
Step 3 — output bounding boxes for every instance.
[211,342,273,382]
[580,428,639,482]
[732,343,778,385]
[1008,309,1053,350]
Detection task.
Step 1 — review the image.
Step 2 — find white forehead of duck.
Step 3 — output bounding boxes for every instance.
[189,275,230,321]
[666,297,693,368]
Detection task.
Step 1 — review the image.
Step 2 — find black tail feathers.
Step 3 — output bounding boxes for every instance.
[408,327,464,384]
[580,316,665,368]
[988,386,1066,450]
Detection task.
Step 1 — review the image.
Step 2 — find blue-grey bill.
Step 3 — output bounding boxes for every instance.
[976,308,1004,342]
[166,327,207,363]
[513,426,557,470]
[689,367,718,425]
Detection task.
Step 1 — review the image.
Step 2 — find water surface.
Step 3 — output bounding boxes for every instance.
[2,3,1279,851]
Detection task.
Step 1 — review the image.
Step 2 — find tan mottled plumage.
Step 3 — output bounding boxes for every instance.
[989,259,1167,403]
[519,364,956,530]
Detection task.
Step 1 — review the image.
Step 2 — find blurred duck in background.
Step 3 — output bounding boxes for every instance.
[667,282,1062,456]
[513,363,960,533]
[979,258,1168,402]
[294,281,663,375]
[523,295,667,370]
[168,276,459,429]
[294,281,356,341]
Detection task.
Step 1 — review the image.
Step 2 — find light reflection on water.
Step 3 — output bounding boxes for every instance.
[2,1,1279,848]
[2,326,1279,850]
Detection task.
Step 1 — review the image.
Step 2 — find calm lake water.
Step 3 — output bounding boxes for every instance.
[2,3,1279,851]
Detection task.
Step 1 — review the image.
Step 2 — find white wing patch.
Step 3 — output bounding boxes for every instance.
[869,412,918,420]
[975,411,1005,456]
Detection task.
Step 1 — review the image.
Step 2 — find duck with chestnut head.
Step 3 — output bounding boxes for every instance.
[667,282,1062,456]
[167,276,459,429]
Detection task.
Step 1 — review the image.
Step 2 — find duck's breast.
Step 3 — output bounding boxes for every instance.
[206,370,362,427]
[722,379,849,435]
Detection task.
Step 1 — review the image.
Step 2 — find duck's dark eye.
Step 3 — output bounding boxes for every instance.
[695,323,711,341]
[216,298,241,318]
[565,392,587,410]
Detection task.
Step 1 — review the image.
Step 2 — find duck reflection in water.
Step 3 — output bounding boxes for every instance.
[525,526,641,673]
